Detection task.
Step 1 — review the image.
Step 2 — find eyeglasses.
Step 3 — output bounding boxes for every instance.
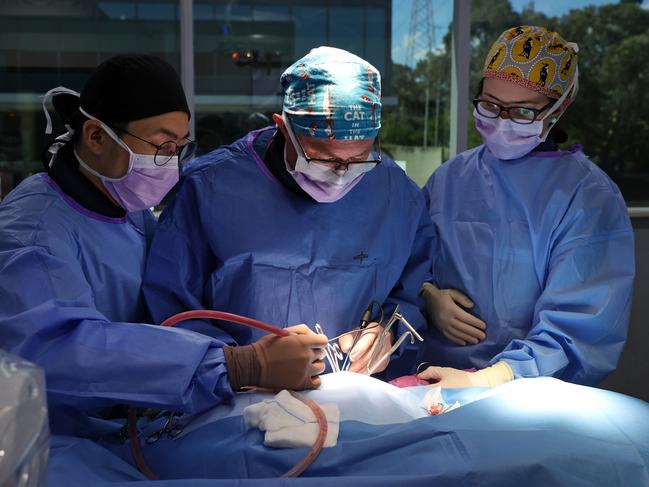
[473,98,554,125]
[287,119,382,172]
[317,303,424,375]
[110,126,196,166]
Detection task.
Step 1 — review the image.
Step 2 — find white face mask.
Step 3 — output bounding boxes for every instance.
[281,113,376,202]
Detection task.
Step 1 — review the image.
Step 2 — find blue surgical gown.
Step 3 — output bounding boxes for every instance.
[418,144,635,385]
[0,174,234,415]
[144,127,433,375]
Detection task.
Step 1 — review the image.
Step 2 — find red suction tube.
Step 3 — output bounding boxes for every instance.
[129,309,327,480]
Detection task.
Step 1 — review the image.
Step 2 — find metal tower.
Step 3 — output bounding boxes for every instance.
[406,0,435,69]
[407,0,440,147]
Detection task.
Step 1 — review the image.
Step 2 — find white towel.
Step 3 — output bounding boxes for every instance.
[244,390,340,448]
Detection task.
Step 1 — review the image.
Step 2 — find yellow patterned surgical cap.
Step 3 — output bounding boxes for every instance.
[483,26,578,101]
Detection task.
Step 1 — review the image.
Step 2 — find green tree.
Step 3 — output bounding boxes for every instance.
[557,4,649,173]
[381,64,425,147]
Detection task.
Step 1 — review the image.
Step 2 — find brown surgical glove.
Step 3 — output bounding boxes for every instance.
[224,324,327,391]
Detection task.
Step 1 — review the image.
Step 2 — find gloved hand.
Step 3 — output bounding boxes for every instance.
[421,283,487,346]
[338,323,394,374]
[416,361,513,388]
[224,324,328,391]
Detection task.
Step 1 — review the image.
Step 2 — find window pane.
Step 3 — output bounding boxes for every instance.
[329,7,364,56]
[383,0,454,186]
[193,0,452,190]
[293,7,327,59]
[0,0,180,197]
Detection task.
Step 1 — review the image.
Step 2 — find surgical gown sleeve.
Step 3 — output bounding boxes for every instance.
[491,183,635,386]
[143,172,235,342]
[383,201,434,366]
[0,236,234,413]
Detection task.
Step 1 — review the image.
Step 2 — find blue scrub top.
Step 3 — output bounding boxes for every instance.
[419,144,635,385]
[144,127,434,376]
[0,174,233,415]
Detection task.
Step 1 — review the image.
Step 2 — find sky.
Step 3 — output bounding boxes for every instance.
[391,0,638,66]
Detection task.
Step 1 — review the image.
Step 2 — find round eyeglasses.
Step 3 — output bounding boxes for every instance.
[473,98,554,125]
[290,129,382,172]
[110,126,196,166]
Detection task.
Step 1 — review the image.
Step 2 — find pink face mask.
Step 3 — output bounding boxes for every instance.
[282,113,373,203]
[473,74,578,161]
[75,110,179,212]
[473,109,545,160]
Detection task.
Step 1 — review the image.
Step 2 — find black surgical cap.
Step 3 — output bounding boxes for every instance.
[54,54,190,125]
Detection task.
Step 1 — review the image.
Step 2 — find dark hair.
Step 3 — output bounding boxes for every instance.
[474,78,485,99]
[474,78,567,144]
[58,97,87,140]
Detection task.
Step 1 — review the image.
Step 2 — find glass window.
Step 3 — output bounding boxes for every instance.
[293,6,327,59]
[329,7,365,56]
[98,2,137,20]
[193,1,292,151]
[3,0,644,207]
[193,3,215,21]
[381,0,454,186]
[192,0,451,190]
[0,0,180,198]
[252,5,290,22]
[137,1,178,21]
[470,0,649,206]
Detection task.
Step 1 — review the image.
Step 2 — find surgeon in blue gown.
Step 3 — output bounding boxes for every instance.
[144,47,433,377]
[0,55,326,430]
[417,26,635,388]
